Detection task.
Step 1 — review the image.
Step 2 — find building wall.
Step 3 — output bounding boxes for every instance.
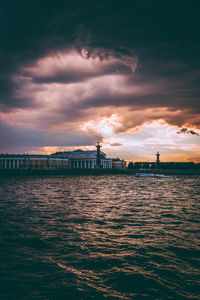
[48,158,69,169]
[0,155,69,170]
[26,158,48,170]
[112,159,127,169]
[0,157,27,169]
[69,158,112,169]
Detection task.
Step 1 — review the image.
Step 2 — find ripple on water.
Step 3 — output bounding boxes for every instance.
[0,175,200,299]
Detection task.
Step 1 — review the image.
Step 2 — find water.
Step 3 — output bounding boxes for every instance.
[0,175,199,299]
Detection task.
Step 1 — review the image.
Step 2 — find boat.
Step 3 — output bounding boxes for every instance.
[135,168,170,178]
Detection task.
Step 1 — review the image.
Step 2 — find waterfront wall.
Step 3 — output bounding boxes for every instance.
[0,168,199,177]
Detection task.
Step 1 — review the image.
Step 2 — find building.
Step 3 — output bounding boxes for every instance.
[47,157,69,170]
[0,143,115,171]
[0,154,69,170]
[128,161,200,170]
[51,147,112,169]
[112,158,127,169]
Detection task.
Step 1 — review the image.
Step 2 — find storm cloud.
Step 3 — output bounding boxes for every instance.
[0,0,200,153]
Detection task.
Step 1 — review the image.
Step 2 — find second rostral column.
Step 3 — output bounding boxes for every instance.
[96,141,102,168]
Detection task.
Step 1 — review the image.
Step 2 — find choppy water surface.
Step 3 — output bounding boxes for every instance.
[0,175,200,299]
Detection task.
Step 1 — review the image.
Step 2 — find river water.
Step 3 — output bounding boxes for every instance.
[0,175,199,299]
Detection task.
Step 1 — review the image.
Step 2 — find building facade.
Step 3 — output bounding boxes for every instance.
[0,145,117,171]
[0,154,69,170]
[51,149,112,169]
[112,158,127,169]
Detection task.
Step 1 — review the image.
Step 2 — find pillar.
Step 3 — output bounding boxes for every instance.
[92,160,94,168]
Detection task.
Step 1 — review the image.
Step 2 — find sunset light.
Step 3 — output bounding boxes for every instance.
[1,2,200,300]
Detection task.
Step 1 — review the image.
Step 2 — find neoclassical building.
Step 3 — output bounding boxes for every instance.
[51,149,112,169]
[0,144,123,171]
[0,154,69,170]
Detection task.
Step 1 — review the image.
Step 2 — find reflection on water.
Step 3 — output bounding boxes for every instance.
[0,175,199,299]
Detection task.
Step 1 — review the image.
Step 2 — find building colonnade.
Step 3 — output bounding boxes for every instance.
[0,158,25,169]
[0,157,69,170]
[69,159,112,169]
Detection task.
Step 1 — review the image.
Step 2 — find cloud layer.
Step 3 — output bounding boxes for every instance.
[0,0,200,159]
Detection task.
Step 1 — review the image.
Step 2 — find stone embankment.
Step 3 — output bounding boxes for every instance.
[0,169,200,177]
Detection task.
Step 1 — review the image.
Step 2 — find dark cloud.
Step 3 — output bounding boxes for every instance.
[28,60,133,84]
[0,118,102,153]
[177,128,200,136]
[0,0,200,151]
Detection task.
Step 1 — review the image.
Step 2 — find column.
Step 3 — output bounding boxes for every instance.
[84,160,86,169]
[17,159,19,168]
[8,159,11,169]
[4,160,7,169]
[12,160,15,169]
[92,160,94,168]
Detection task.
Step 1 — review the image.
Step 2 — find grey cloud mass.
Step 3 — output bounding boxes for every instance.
[0,118,102,153]
[0,0,200,151]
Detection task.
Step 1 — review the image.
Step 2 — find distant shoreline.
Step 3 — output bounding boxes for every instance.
[0,169,200,177]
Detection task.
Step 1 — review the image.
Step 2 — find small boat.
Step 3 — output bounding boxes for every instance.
[135,169,170,178]
[154,174,170,178]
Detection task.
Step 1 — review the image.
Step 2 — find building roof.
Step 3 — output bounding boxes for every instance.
[51,149,106,159]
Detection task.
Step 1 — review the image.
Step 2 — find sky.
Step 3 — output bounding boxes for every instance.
[1,0,200,162]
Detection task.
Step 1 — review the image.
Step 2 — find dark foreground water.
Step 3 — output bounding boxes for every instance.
[0,175,199,299]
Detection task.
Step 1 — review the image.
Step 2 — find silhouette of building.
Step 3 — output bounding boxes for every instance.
[51,146,112,169]
[112,158,126,169]
[0,154,69,170]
